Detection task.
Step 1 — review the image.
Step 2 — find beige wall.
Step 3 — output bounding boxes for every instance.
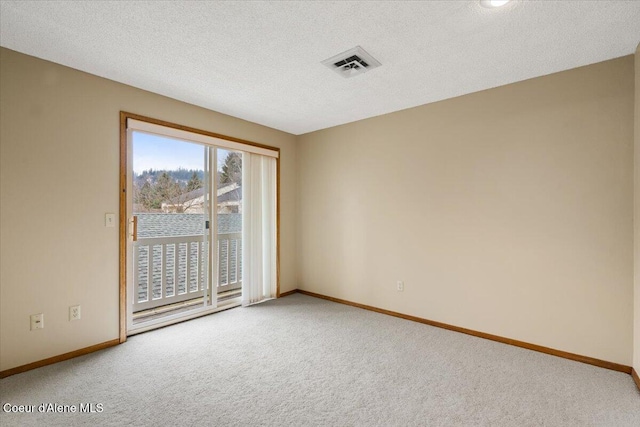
[634,44,640,371]
[1,45,636,372]
[0,48,297,371]
[297,56,635,365]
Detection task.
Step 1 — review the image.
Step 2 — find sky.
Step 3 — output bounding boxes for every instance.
[132,131,232,175]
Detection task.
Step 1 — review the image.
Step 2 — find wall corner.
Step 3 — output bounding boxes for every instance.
[633,42,640,375]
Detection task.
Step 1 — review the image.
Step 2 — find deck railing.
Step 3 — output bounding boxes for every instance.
[133,232,242,312]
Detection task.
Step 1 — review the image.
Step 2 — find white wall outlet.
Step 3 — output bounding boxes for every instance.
[397,281,404,292]
[105,213,115,227]
[70,305,81,321]
[30,313,44,330]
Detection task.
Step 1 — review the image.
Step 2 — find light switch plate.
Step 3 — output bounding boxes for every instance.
[105,213,115,227]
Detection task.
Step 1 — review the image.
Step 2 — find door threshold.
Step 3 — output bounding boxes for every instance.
[127,297,241,336]
[132,289,242,324]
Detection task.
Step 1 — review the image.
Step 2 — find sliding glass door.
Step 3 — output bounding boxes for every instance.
[129,132,215,328]
[122,114,278,336]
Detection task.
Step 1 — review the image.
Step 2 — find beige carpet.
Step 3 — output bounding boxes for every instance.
[1,293,639,426]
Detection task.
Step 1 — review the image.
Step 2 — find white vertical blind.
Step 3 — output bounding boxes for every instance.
[241,153,277,306]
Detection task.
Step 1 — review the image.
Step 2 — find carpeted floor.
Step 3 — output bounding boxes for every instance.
[1,293,639,426]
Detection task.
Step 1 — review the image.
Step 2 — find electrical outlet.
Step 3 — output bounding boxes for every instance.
[30,313,44,330]
[69,305,81,321]
[397,281,404,292]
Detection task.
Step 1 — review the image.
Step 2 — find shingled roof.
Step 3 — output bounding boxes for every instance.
[137,213,241,238]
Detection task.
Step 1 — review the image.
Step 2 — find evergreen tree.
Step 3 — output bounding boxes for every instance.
[220,152,242,185]
[186,171,203,192]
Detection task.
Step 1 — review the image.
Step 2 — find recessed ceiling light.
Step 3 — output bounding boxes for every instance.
[480,0,511,8]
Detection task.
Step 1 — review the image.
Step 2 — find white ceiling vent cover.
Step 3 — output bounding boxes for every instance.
[321,46,381,78]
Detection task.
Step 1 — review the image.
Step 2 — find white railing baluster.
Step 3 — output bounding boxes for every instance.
[167,244,173,297]
[145,245,150,302]
[186,242,192,294]
[173,242,178,297]
[225,239,230,287]
[133,245,139,304]
[197,242,201,292]
[160,244,166,301]
[218,239,223,287]
[199,242,205,291]
[232,239,237,285]
[195,242,200,292]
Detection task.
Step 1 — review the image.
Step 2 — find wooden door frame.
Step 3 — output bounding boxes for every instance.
[119,111,281,342]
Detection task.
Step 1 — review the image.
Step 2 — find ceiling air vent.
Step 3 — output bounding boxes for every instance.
[321,46,381,78]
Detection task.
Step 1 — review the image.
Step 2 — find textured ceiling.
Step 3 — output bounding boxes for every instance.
[1,1,639,135]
